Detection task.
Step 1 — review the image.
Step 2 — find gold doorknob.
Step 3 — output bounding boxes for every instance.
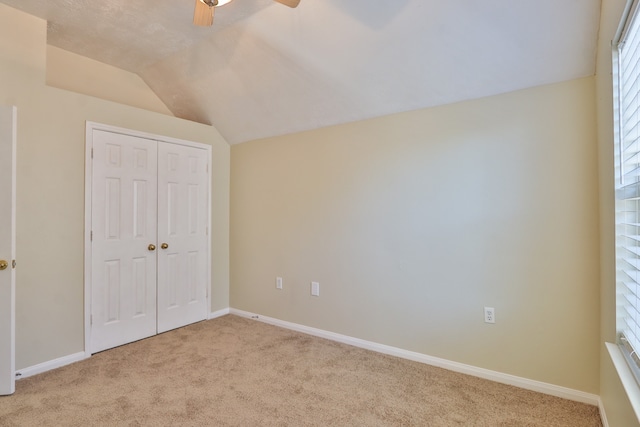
[161,243,169,250]
[148,244,156,251]
[0,260,7,271]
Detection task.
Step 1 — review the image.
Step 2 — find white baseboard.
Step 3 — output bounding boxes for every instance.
[598,397,610,427]
[13,308,607,427]
[16,351,89,380]
[229,308,601,407]
[209,308,230,320]
[16,311,231,381]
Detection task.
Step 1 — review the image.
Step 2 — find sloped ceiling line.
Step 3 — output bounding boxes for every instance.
[0,0,601,144]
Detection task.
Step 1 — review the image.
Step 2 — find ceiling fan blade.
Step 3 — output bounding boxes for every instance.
[193,0,214,26]
[273,0,300,8]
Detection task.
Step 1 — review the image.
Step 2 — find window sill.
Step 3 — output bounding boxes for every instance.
[607,342,640,422]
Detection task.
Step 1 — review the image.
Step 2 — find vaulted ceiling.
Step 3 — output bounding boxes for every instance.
[0,0,602,144]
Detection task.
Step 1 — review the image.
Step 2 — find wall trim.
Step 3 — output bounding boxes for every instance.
[16,352,89,380]
[599,397,610,427]
[15,310,230,381]
[13,308,606,426]
[229,308,601,407]
[209,308,230,320]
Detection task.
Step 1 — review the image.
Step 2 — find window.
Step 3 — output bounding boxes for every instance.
[615,0,640,383]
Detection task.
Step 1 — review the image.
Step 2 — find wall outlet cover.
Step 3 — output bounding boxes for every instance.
[484,307,495,324]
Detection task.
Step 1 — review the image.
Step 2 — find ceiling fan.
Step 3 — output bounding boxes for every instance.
[194,0,300,26]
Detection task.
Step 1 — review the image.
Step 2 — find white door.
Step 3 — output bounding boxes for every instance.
[157,142,209,333]
[89,127,210,353]
[91,131,158,353]
[0,106,16,395]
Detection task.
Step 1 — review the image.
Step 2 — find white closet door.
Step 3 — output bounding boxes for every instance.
[91,131,158,353]
[157,142,209,333]
[0,106,16,395]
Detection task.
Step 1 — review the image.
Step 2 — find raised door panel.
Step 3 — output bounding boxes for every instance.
[157,142,209,333]
[91,131,158,353]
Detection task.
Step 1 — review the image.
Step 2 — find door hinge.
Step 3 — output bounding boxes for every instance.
[91,148,94,159]
[90,231,93,241]
[90,315,93,325]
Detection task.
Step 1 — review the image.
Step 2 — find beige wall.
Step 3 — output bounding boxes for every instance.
[231,77,600,393]
[5,1,640,422]
[0,4,230,369]
[46,45,173,116]
[597,0,640,425]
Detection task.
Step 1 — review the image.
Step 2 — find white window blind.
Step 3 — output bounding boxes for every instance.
[615,0,640,378]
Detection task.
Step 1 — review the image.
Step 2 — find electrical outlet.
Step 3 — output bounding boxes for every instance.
[276,277,283,290]
[484,307,495,324]
[311,281,320,296]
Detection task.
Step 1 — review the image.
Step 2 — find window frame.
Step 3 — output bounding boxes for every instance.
[613,0,640,404]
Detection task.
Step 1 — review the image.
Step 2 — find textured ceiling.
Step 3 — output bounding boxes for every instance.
[0,0,601,144]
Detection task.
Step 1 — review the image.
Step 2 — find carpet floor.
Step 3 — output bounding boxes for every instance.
[0,315,602,426]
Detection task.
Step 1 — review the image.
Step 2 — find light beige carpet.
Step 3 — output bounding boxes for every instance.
[0,315,601,426]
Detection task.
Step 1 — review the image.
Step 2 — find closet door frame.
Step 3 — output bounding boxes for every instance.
[84,122,212,355]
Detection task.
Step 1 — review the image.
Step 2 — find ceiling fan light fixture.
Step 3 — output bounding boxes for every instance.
[194,0,214,26]
[273,0,300,7]
[194,0,297,27]
[199,0,234,7]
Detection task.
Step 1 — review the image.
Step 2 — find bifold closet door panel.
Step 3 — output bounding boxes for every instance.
[156,142,209,333]
[91,131,158,354]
